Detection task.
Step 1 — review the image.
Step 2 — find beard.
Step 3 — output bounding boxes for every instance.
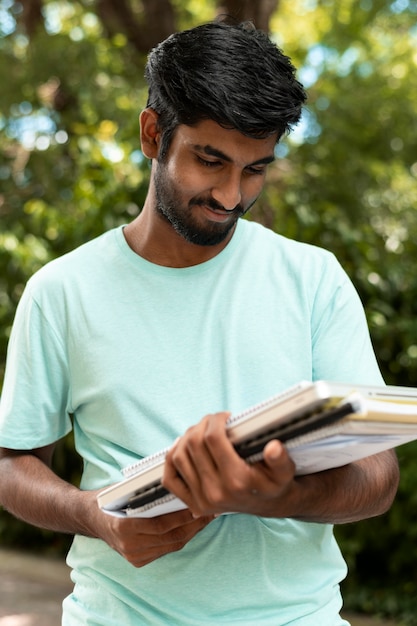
[153,162,251,246]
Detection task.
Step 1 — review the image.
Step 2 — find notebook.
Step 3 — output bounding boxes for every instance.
[97,380,417,518]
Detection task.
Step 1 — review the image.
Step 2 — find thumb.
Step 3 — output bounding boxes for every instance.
[262,439,289,469]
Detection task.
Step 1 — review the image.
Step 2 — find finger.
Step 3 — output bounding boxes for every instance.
[262,440,293,469]
[124,516,214,567]
[259,440,296,489]
[163,415,226,508]
[127,507,208,535]
[151,513,214,544]
[195,412,232,469]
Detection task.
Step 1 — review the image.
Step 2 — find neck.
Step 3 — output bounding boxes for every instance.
[123,203,236,268]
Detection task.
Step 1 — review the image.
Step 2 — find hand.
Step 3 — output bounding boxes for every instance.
[162,412,297,518]
[93,503,214,567]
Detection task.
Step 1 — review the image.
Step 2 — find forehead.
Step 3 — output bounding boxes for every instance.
[171,119,277,166]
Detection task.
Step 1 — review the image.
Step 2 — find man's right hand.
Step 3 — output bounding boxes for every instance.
[92,500,214,567]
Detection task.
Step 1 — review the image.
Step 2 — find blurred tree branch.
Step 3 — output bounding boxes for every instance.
[18,0,277,46]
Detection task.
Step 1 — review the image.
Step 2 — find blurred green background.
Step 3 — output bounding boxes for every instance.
[1,0,416,623]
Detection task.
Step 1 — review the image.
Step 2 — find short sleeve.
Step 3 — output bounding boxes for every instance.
[311,256,384,385]
[0,283,72,449]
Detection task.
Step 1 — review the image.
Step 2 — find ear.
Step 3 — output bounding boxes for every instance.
[139,108,161,159]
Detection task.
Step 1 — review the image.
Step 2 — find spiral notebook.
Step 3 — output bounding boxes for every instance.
[97,380,417,518]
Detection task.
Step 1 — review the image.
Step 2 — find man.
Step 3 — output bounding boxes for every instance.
[0,20,398,625]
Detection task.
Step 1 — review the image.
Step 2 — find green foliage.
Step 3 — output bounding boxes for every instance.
[0,1,151,380]
[1,0,417,621]
[335,442,417,625]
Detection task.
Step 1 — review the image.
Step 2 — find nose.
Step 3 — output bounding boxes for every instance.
[211,173,242,210]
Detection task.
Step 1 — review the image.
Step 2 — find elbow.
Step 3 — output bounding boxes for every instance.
[378,449,400,515]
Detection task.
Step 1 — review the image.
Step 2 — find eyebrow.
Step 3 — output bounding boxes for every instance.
[194,144,276,167]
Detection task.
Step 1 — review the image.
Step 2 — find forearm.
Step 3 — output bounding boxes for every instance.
[0,451,98,537]
[286,449,400,524]
[0,449,216,568]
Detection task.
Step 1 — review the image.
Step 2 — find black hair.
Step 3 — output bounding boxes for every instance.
[145,20,307,158]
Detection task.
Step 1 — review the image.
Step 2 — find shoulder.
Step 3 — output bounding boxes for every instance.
[26,228,120,296]
[239,219,343,276]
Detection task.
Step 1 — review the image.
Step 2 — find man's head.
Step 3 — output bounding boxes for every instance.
[145,20,307,159]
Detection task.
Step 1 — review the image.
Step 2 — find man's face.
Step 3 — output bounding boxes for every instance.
[152,120,277,246]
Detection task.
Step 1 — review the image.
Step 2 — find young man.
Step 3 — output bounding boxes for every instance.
[0,20,398,625]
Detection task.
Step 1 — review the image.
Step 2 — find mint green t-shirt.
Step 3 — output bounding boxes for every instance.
[0,219,383,625]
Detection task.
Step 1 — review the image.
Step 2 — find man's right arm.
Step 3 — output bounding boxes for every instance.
[0,446,213,568]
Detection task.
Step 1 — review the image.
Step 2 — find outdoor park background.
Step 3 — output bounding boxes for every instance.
[0,0,416,623]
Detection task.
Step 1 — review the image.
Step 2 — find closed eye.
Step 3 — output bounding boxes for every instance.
[245,166,267,176]
[197,156,222,168]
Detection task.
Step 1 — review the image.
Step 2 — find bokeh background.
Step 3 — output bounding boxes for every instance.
[1,1,416,623]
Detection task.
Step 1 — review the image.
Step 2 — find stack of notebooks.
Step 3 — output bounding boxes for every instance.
[97,380,417,518]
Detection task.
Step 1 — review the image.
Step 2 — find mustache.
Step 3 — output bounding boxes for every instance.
[190,196,244,214]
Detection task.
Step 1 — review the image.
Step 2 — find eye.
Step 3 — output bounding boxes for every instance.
[245,166,266,176]
[197,156,221,168]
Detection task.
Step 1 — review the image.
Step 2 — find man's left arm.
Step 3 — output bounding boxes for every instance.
[163,411,399,523]
[270,445,399,524]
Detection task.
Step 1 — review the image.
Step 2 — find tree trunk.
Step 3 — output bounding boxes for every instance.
[20,0,44,36]
[216,0,279,33]
[96,0,176,53]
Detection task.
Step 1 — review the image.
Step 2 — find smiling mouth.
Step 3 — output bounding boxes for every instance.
[201,205,238,222]
[208,206,235,215]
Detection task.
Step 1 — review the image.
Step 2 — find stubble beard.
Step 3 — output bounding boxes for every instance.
[153,164,247,247]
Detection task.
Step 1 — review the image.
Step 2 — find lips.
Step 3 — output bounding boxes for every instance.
[208,206,234,215]
[201,205,236,223]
